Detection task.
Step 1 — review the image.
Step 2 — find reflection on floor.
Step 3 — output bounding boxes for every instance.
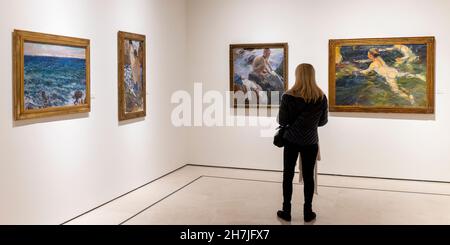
[65,165,450,225]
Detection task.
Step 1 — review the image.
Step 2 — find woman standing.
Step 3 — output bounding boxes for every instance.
[277,64,328,222]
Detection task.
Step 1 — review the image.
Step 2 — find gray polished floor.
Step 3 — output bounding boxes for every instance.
[65,165,450,225]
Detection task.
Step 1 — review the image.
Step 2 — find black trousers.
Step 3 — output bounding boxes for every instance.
[283,141,318,212]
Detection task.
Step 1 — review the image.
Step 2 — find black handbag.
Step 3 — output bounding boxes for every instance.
[273,125,288,148]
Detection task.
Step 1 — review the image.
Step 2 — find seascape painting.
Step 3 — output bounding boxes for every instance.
[24,42,87,110]
[123,40,144,114]
[329,37,435,114]
[14,30,90,120]
[118,31,146,121]
[230,43,288,108]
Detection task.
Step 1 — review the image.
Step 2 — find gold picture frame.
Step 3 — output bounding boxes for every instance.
[329,37,435,114]
[230,43,288,109]
[118,31,146,121]
[13,30,91,120]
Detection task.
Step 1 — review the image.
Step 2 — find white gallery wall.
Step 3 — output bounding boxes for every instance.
[187,0,450,181]
[1,0,450,225]
[0,0,188,224]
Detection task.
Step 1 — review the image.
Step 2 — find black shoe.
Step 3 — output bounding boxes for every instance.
[304,211,316,222]
[277,210,292,222]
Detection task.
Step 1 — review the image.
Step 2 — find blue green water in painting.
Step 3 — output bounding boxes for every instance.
[335,44,427,107]
[24,55,86,110]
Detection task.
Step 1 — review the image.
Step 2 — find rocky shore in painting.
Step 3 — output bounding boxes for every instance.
[24,55,87,110]
[232,48,285,104]
[124,64,144,113]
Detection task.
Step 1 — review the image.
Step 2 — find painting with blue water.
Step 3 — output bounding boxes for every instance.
[230,43,288,108]
[24,42,87,110]
[329,37,435,114]
[123,40,144,114]
[118,31,146,121]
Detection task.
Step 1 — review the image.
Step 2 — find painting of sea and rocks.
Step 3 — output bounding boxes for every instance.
[329,37,435,114]
[230,43,288,108]
[123,39,144,114]
[118,31,146,121]
[24,42,87,110]
[14,30,90,120]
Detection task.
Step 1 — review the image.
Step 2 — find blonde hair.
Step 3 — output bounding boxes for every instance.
[287,63,324,103]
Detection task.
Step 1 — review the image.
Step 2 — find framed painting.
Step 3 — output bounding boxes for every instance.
[230,43,288,108]
[329,37,435,114]
[13,30,90,120]
[118,31,146,121]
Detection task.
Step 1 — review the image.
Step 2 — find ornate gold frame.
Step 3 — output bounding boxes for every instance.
[329,37,435,114]
[230,43,289,109]
[118,31,147,121]
[13,30,91,120]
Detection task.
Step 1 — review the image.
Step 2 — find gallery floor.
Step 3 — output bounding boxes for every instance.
[63,165,450,225]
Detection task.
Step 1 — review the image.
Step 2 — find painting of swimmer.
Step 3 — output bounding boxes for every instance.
[13,30,90,120]
[118,31,146,121]
[230,43,288,108]
[329,37,435,114]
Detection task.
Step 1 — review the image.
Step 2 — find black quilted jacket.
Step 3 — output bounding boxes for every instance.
[278,94,328,146]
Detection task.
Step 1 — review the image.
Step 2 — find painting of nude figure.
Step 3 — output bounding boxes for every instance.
[230,43,288,108]
[329,37,435,114]
[118,31,146,121]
